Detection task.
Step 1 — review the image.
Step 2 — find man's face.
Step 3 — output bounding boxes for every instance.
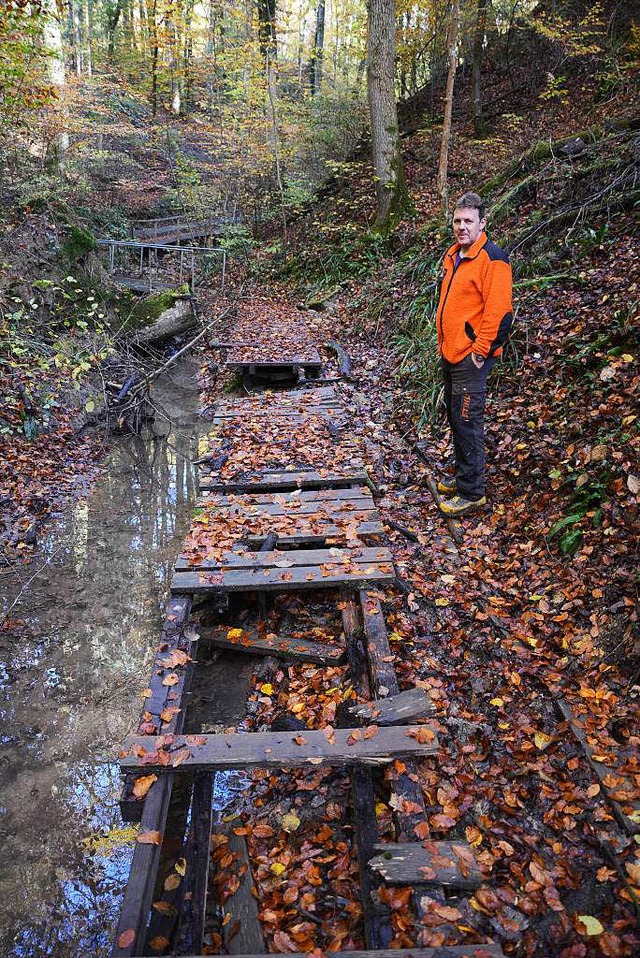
[452,207,486,251]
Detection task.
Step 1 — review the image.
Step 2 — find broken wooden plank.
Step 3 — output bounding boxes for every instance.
[120,724,439,774]
[353,765,393,949]
[211,819,266,955]
[174,773,214,955]
[198,623,345,665]
[358,590,437,848]
[360,590,400,699]
[555,697,640,835]
[370,841,482,890]
[170,558,395,595]
[350,687,436,726]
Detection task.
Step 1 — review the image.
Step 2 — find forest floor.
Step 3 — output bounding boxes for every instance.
[1,61,638,958]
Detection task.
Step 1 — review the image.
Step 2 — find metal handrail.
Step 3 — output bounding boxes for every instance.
[97,240,227,291]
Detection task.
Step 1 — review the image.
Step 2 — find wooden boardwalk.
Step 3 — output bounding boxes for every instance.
[224,306,323,381]
[112,379,505,958]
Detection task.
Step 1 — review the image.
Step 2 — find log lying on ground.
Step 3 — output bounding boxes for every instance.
[326,339,355,380]
[135,295,195,343]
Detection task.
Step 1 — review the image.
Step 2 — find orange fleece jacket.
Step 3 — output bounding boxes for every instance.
[436,232,513,364]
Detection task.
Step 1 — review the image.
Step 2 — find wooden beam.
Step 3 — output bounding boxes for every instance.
[349,687,436,726]
[111,777,174,957]
[120,946,505,958]
[176,546,391,571]
[199,469,368,492]
[360,590,399,699]
[120,595,194,822]
[370,841,482,890]
[170,559,395,595]
[174,774,214,955]
[120,725,439,774]
[198,624,345,665]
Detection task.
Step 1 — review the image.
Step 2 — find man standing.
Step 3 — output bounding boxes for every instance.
[435,192,513,516]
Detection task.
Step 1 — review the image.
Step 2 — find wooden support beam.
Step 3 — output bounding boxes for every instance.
[120,725,439,774]
[174,773,214,955]
[198,624,345,666]
[349,687,436,726]
[111,777,175,957]
[369,841,482,890]
[120,595,194,822]
[360,589,400,699]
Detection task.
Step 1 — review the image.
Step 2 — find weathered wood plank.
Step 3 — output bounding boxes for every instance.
[242,523,384,544]
[360,590,400,700]
[211,819,266,955]
[359,590,435,847]
[111,777,174,957]
[174,773,213,955]
[198,623,345,665]
[370,841,482,890]
[120,595,194,822]
[120,725,439,773]
[171,560,394,594]
[176,546,391,571]
[349,688,436,726]
[199,469,368,492]
[198,486,371,504]
[194,497,376,517]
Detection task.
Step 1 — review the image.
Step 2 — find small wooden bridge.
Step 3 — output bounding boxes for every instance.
[111,311,505,958]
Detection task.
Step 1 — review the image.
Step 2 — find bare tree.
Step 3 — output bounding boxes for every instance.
[436,0,460,211]
[366,0,410,232]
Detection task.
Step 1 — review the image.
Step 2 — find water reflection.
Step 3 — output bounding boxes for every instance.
[0,361,201,957]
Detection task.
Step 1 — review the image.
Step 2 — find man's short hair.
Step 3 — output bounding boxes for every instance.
[454,192,486,220]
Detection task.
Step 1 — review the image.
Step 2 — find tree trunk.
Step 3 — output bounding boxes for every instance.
[150,0,159,116]
[366,0,410,232]
[472,0,488,137]
[309,0,325,95]
[42,0,69,165]
[107,0,124,61]
[257,0,277,60]
[436,0,460,212]
[83,0,92,75]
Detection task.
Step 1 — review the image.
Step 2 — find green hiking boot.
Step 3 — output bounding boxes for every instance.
[438,493,487,516]
[437,476,457,495]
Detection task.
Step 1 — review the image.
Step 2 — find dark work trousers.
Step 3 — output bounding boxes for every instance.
[442,353,496,500]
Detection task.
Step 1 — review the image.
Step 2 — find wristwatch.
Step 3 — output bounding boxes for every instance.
[474,353,485,364]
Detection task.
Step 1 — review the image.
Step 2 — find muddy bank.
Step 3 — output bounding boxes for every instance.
[0,360,224,957]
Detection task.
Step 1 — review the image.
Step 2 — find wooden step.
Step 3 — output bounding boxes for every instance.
[176,546,392,571]
[370,841,482,890]
[120,724,440,774]
[198,623,346,665]
[170,549,395,594]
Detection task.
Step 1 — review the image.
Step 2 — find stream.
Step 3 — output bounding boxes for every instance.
[0,359,251,957]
